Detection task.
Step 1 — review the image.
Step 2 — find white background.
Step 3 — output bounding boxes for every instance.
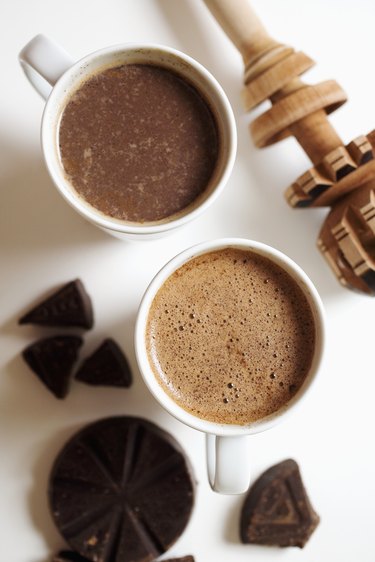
[1,1,375,561]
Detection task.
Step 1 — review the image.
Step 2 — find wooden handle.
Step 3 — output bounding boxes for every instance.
[203,0,280,65]
[203,0,375,294]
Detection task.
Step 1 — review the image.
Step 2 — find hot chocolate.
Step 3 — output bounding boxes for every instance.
[146,248,316,425]
[58,63,219,223]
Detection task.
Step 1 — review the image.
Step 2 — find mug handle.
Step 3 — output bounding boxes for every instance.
[206,434,251,494]
[19,34,74,100]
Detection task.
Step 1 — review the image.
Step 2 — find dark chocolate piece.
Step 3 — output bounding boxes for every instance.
[163,556,195,562]
[19,279,94,329]
[22,336,83,399]
[75,339,132,387]
[53,551,91,562]
[240,459,319,548]
[49,417,195,562]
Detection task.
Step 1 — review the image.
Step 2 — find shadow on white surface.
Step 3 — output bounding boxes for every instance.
[223,494,242,544]
[0,137,114,261]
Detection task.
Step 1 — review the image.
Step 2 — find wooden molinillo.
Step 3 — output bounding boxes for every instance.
[203,0,375,295]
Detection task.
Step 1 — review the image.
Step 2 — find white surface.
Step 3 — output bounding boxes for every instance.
[1,1,374,561]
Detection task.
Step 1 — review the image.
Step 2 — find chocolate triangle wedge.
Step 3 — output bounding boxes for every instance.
[240,459,320,548]
[75,338,133,387]
[19,279,93,329]
[22,336,83,399]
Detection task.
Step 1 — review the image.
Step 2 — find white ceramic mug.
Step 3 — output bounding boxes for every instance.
[135,238,325,494]
[19,35,237,240]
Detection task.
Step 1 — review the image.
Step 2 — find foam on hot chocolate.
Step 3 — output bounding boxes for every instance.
[146,248,316,425]
[58,64,219,223]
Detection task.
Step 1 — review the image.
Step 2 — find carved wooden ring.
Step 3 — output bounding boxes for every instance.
[242,51,315,111]
[251,80,347,148]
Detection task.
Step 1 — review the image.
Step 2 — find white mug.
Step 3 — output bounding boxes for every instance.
[19,35,237,240]
[135,238,325,494]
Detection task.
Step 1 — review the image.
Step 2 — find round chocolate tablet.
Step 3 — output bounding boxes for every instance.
[49,417,195,562]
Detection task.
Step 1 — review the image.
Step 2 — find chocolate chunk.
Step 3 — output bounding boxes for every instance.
[19,279,93,329]
[49,417,195,562]
[75,339,132,387]
[22,336,83,399]
[53,551,91,562]
[164,556,195,562]
[240,459,319,548]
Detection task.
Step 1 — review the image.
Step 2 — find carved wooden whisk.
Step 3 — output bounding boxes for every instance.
[203,0,375,295]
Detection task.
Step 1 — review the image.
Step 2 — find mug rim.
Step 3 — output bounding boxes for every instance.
[135,237,326,437]
[41,42,237,235]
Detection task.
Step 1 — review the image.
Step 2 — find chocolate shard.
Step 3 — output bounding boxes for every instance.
[75,338,133,387]
[19,279,94,329]
[240,459,320,548]
[53,551,91,562]
[22,336,83,399]
[49,417,195,562]
[164,555,195,562]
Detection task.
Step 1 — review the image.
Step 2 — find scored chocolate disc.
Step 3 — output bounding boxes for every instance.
[49,417,195,562]
[53,551,91,562]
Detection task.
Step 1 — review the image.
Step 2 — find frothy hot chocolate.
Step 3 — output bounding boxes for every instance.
[146,248,316,425]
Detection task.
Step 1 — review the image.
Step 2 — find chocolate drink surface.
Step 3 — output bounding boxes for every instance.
[146,248,316,425]
[58,64,219,223]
